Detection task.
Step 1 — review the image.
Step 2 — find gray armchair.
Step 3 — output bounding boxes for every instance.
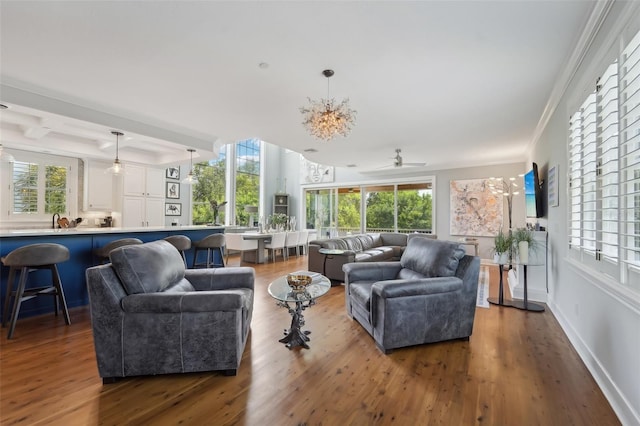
[342,237,480,354]
[85,240,254,383]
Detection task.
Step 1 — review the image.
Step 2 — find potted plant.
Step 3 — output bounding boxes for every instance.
[269,213,289,231]
[492,229,512,264]
[512,227,537,264]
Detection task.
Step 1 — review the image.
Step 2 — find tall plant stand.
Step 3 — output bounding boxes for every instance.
[488,263,545,312]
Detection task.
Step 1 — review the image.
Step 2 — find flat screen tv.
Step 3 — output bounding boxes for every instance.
[524,162,543,218]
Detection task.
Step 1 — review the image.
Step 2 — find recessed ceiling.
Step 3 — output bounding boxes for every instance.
[0,1,596,170]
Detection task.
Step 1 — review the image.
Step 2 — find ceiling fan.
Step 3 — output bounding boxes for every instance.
[391,148,425,168]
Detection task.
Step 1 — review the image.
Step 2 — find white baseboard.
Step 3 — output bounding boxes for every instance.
[548,300,640,425]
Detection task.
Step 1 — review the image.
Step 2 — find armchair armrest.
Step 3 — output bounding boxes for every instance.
[121,289,251,313]
[185,267,255,291]
[372,277,462,298]
[343,262,402,283]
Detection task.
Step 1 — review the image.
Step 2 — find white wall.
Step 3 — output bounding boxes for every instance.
[528,2,640,424]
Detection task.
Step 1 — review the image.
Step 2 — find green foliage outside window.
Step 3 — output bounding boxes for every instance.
[192,160,226,224]
[45,165,67,214]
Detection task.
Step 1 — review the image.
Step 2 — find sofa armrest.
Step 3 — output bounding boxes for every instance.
[121,289,251,313]
[185,267,255,291]
[343,262,402,283]
[372,277,462,298]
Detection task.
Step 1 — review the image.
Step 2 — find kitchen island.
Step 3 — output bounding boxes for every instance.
[0,225,225,320]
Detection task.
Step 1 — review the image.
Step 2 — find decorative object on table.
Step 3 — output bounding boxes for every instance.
[487,176,520,230]
[107,131,123,175]
[166,181,180,199]
[269,213,289,231]
[300,69,356,141]
[512,227,537,264]
[492,229,512,264]
[244,205,258,227]
[181,148,198,185]
[450,179,503,237]
[286,273,312,292]
[210,200,228,225]
[165,203,181,216]
[548,164,559,207]
[166,166,180,180]
[301,156,335,183]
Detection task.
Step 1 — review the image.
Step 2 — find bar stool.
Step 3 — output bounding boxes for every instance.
[93,238,143,263]
[192,234,225,268]
[1,243,71,339]
[163,235,192,266]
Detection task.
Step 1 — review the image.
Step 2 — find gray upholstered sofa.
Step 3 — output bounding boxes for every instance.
[342,237,480,354]
[308,232,436,283]
[85,240,254,383]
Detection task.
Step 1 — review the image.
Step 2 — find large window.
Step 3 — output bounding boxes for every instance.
[568,29,640,292]
[305,180,433,237]
[192,146,226,225]
[235,139,260,226]
[1,150,76,222]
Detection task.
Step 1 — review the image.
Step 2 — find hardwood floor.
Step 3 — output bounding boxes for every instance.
[0,255,619,425]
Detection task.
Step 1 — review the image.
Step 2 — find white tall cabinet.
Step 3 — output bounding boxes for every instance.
[122,165,165,227]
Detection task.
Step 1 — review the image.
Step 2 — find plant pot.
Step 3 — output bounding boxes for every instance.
[493,252,509,265]
[518,241,529,264]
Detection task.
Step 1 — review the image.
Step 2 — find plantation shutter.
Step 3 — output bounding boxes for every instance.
[596,62,619,264]
[620,29,640,283]
[582,93,598,255]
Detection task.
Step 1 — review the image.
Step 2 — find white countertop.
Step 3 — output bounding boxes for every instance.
[0,225,225,238]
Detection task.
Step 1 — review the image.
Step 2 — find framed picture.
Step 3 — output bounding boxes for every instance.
[548,164,559,207]
[165,203,181,216]
[166,182,180,199]
[166,166,180,180]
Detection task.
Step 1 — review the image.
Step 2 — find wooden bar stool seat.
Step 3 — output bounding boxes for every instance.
[1,243,71,339]
[192,234,225,268]
[163,235,192,266]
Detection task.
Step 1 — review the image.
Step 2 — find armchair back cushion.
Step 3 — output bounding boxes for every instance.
[110,240,194,294]
[400,237,466,278]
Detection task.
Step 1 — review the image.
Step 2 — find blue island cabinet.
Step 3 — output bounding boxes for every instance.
[0,227,224,320]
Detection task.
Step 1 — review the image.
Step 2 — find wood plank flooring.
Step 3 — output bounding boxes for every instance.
[0,255,620,425]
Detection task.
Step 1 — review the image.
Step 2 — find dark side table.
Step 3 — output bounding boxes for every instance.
[487,263,545,312]
[318,248,345,278]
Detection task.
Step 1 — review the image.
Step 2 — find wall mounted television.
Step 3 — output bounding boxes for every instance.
[524,162,544,218]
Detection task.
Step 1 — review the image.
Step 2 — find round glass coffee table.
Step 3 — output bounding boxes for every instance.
[268,271,331,349]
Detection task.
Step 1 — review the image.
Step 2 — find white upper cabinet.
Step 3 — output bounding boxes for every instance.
[84,160,114,211]
[123,165,164,198]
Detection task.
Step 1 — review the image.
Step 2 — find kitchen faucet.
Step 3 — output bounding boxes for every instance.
[52,213,60,229]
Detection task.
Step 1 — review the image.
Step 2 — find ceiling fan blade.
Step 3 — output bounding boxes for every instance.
[401,162,426,167]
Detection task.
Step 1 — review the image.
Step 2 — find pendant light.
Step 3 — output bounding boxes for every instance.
[182,148,198,184]
[108,131,123,175]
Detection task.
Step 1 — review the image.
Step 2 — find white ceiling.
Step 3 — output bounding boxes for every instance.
[0,1,596,170]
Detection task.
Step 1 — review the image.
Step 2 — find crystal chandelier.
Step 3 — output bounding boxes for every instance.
[300,69,356,141]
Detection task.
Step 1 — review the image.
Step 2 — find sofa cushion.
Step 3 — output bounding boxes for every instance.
[400,237,466,278]
[349,282,374,310]
[110,240,193,295]
[344,236,364,252]
[380,232,408,247]
[356,234,376,250]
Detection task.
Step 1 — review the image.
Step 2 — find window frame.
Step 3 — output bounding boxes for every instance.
[0,149,78,224]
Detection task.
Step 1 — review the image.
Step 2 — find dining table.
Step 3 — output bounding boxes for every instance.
[241,232,273,264]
